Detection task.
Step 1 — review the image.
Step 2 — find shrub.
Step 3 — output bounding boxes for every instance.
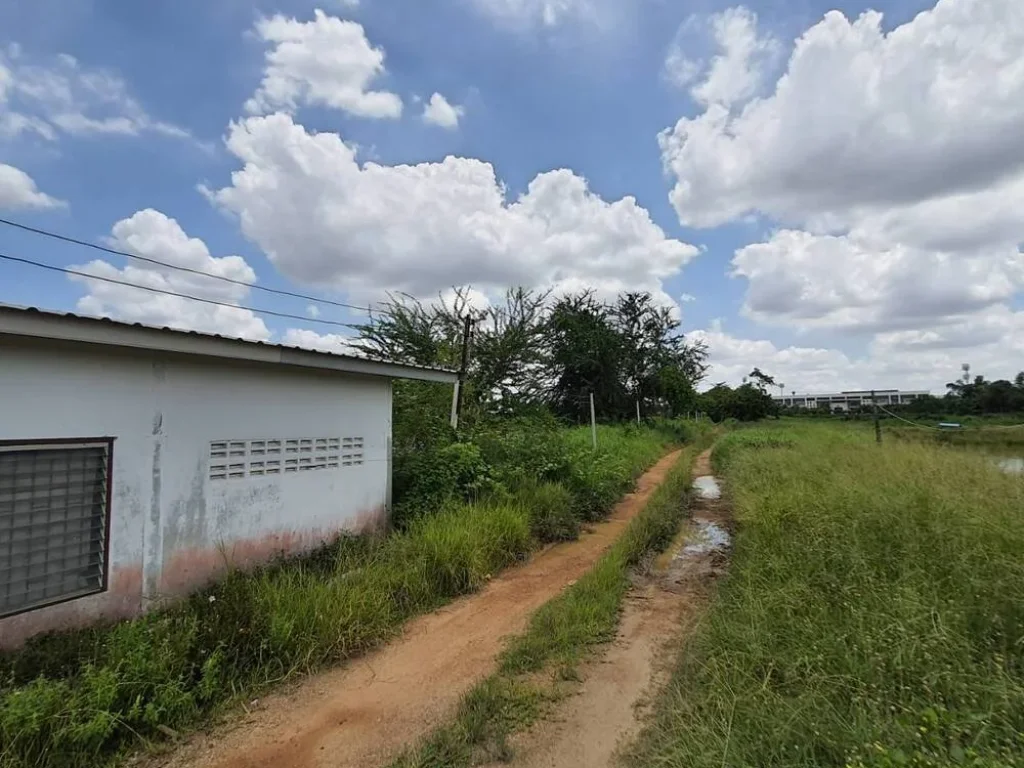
[393,442,499,525]
[514,481,578,543]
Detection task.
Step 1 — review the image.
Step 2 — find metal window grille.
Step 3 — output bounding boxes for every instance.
[0,441,111,618]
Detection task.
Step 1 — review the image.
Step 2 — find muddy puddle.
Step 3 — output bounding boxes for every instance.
[676,518,731,558]
[692,475,721,500]
[657,476,732,591]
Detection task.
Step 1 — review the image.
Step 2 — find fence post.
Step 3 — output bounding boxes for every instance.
[872,389,882,444]
[590,392,598,450]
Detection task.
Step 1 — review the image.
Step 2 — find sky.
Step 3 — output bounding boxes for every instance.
[1,0,1022,395]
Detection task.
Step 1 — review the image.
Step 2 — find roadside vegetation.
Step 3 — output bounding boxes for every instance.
[0,420,696,768]
[390,438,710,768]
[627,422,1024,768]
[1,286,722,768]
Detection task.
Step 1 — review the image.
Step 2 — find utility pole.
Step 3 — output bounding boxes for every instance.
[590,392,598,450]
[450,314,474,431]
[872,389,882,444]
[636,399,641,426]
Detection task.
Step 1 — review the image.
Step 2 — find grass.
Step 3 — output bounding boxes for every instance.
[626,421,1024,768]
[390,437,711,768]
[0,423,683,768]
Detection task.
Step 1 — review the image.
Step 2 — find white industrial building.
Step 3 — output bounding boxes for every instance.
[773,389,929,412]
[0,306,456,648]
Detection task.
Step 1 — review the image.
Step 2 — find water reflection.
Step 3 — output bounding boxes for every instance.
[997,456,1024,474]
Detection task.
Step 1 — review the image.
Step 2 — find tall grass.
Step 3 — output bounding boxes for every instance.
[627,422,1024,768]
[0,423,680,768]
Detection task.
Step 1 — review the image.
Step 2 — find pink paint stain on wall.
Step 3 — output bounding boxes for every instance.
[0,564,143,650]
[158,505,388,597]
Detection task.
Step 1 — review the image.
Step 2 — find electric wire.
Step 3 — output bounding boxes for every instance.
[0,215,383,314]
[0,251,364,330]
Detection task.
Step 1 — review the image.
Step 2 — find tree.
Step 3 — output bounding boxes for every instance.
[612,292,708,417]
[354,286,710,426]
[747,367,776,393]
[697,382,776,422]
[545,291,627,422]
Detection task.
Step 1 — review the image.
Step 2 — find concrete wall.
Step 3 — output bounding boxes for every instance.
[0,339,392,648]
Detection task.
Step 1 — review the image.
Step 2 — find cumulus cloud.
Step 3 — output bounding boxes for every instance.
[70,209,270,341]
[0,45,193,143]
[281,328,360,354]
[732,229,1024,331]
[205,113,697,307]
[422,93,464,129]
[695,310,1024,393]
[665,7,779,108]
[660,0,1024,230]
[658,0,1024,390]
[0,163,63,209]
[245,10,402,119]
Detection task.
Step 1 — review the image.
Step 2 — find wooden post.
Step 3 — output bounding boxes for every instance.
[452,315,473,431]
[872,389,882,444]
[590,392,598,450]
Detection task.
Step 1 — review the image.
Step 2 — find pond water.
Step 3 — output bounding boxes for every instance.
[997,456,1024,474]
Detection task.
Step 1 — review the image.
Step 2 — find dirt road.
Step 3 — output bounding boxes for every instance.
[149,450,683,768]
[487,448,731,768]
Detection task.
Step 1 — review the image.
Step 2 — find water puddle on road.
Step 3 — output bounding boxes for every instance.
[693,476,721,500]
[675,518,731,559]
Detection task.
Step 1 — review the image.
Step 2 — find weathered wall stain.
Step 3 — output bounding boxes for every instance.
[157,511,382,596]
[1,342,393,647]
[0,564,143,649]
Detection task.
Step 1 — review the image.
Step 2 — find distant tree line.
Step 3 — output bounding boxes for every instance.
[900,371,1024,416]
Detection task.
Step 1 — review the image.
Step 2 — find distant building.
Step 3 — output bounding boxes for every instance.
[772,389,929,412]
[0,306,457,648]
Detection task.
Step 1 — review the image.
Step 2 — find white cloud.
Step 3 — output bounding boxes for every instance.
[245,10,402,119]
[470,0,590,27]
[732,229,1024,331]
[0,163,63,209]
[0,46,193,143]
[660,0,1024,230]
[661,0,1024,382]
[306,304,321,318]
[422,93,464,129]
[70,209,270,341]
[205,113,697,308]
[665,7,779,107]
[282,328,359,354]
[696,310,1024,393]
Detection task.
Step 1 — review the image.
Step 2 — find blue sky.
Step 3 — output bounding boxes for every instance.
[2,0,1022,392]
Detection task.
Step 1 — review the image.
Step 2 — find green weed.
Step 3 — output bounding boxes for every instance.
[0,423,680,768]
[626,422,1024,768]
[391,438,709,768]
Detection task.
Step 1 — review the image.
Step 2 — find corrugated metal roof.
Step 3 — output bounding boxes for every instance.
[0,304,458,383]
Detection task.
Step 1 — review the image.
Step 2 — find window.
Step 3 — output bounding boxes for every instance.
[0,440,112,618]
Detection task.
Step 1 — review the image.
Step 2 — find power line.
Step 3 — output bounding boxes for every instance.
[0,251,363,330]
[0,215,381,315]
[878,404,1024,432]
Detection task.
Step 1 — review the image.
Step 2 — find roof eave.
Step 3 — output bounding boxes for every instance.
[0,306,457,384]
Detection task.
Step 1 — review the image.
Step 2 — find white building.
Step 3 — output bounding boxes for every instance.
[0,306,456,648]
[773,389,930,412]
